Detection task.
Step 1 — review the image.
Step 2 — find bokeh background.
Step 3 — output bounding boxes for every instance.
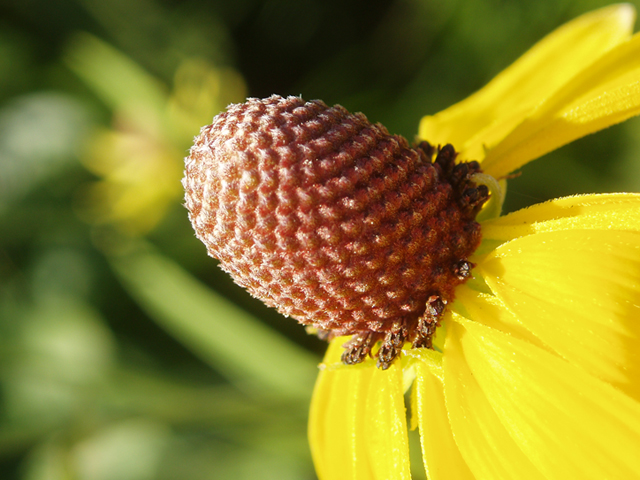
[1,0,640,479]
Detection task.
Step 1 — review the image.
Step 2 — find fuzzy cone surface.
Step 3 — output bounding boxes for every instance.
[183,95,482,342]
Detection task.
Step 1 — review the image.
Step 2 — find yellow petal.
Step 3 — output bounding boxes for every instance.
[309,338,376,480]
[454,316,640,479]
[454,286,551,353]
[412,353,474,480]
[365,362,412,480]
[482,29,640,177]
[478,229,640,401]
[481,193,640,242]
[309,338,411,480]
[418,4,635,160]
[443,320,545,479]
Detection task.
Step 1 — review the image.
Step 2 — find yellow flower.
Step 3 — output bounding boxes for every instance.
[68,34,246,235]
[309,5,640,479]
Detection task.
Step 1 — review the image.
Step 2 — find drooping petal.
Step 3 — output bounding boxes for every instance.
[481,193,640,242]
[410,349,474,480]
[442,319,546,480]
[365,362,412,480]
[477,229,640,401]
[309,338,411,480]
[482,28,640,177]
[419,4,635,160]
[309,338,376,480]
[452,316,640,479]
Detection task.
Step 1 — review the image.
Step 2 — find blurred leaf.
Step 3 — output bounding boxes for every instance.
[0,294,115,436]
[157,435,313,480]
[64,32,166,132]
[31,248,94,300]
[20,294,116,385]
[70,419,171,480]
[22,440,69,480]
[0,93,91,213]
[104,368,268,425]
[0,424,55,459]
[110,242,318,399]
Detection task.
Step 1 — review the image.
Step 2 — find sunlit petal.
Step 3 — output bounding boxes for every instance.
[411,350,474,480]
[309,338,376,480]
[365,362,411,480]
[309,338,411,480]
[443,319,545,479]
[454,286,551,353]
[481,193,640,242]
[455,316,640,479]
[418,4,634,160]
[482,30,640,177]
[478,229,640,401]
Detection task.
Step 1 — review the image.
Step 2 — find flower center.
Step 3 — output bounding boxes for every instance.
[183,95,491,370]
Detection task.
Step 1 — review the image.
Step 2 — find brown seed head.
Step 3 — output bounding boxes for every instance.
[183,95,488,368]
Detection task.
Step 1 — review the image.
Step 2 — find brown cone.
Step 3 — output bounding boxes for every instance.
[183,95,487,368]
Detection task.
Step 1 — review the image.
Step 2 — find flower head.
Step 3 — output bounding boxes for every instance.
[183,95,490,369]
[309,4,640,479]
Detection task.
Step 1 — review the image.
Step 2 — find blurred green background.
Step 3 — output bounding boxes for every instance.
[1,0,640,479]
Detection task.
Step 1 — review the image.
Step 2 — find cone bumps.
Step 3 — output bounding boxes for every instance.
[183,95,488,368]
